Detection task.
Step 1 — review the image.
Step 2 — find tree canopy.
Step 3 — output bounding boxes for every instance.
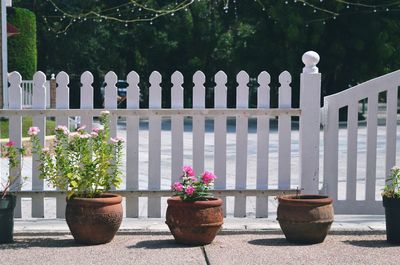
[12,0,400,108]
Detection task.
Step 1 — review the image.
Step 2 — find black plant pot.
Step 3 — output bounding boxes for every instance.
[0,194,16,244]
[383,196,400,244]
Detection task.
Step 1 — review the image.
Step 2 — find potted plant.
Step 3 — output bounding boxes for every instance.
[0,140,25,244]
[166,166,223,245]
[30,111,124,245]
[382,166,400,244]
[277,189,334,244]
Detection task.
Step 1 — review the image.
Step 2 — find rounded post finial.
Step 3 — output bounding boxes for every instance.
[302,51,320,74]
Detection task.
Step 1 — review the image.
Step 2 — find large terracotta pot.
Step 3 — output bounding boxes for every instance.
[166,197,223,245]
[277,194,334,244]
[383,196,400,244]
[0,194,16,244]
[66,193,123,245]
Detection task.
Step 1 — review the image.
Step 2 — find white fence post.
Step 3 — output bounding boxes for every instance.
[299,51,321,194]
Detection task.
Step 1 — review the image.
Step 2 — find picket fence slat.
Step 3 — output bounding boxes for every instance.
[256,71,270,218]
[214,71,227,215]
[148,71,162,218]
[365,93,378,202]
[8,72,23,218]
[192,72,205,175]
[31,71,47,218]
[80,71,94,131]
[385,86,398,178]
[171,71,184,184]
[104,71,118,138]
[234,71,249,217]
[126,71,140,217]
[323,101,339,201]
[346,102,358,202]
[55,71,70,218]
[278,71,292,189]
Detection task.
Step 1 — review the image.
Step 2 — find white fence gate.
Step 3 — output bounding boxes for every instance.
[322,70,400,214]
[2,51,397,218]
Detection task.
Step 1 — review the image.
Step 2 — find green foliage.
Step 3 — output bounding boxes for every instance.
[13,1,400,108]
[383,166,400,199]
[8,7,37,79]
[30,112,124,199]
[0,117,55,139]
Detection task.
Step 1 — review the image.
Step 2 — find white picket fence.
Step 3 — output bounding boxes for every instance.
[21,80,51,109]
[1,51,398,218]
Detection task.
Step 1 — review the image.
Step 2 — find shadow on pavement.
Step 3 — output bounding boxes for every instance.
[248,238,295,246]
[128,239,197,249]
[0,238,79,249]
[344,239,399,248]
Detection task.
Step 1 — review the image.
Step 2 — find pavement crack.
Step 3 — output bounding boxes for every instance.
[201,246,211,265]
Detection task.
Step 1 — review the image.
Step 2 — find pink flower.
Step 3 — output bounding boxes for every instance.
[5,140,15,147]
[183,165,195,177]
[185,186,195,195]
[79,133,91,139]
[202,171,217,184]
[115,136,124,143]
[172,182,183,192]
[90,132,98,137]
[77,125,86,132]
[92,127,104,133]
[42,147,49,153]
[28,127,40,136]
[55,125,69,134]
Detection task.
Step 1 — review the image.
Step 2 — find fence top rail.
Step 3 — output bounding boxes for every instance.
[0,108,301,117]
[323,69,400,108]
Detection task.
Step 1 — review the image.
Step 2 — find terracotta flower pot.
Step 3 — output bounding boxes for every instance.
[277,194,334,244]
[66,193,123,245]
[0,194,16,244]
[166,197,223,245]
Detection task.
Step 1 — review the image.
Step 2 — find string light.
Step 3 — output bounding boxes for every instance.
[42,0,400,35]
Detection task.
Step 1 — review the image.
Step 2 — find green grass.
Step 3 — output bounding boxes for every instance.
[0,117,56,139]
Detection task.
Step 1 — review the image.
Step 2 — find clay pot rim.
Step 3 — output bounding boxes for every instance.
[67,193,122,205]
[167,196,223,207]
[278,194,332,206]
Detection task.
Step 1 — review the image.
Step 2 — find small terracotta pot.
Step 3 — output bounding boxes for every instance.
[166,197,223,245]
[66,193,123,245]
[277,194,334,244]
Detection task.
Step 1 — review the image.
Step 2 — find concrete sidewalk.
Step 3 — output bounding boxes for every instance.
[13,215,386,234]
[1,215,396,265]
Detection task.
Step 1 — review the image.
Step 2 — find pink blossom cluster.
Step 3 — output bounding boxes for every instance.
[5,140,15,147]
[55,125,69,135]
[28,127,40,136]
[110,137,125,144]
[171,165,217,200]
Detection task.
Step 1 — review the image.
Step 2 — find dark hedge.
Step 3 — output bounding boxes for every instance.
[8,7,37,79]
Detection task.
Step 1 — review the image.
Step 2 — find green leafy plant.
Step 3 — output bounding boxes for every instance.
[30,111,124,199]
[383,166,400,199]
[1,140,25,198]
[171,165,217,202]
